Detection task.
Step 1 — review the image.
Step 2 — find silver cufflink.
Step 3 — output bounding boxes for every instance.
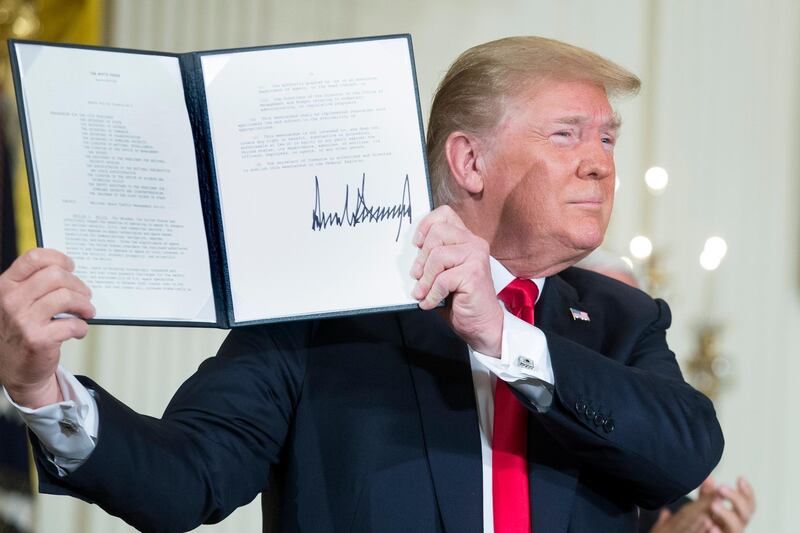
[58,419,79,437]
[516,356,535,370]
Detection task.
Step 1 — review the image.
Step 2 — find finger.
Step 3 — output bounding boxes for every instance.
[711,499,744,533]
[413,244,471,299]
[418,267,462,310]
[700,476,717,497]
[413,205,466,247]
[682,515,710,533]
[719,485,753,524]
[411,223,472,279]
[672,512,707,533]
[686,513,712,532]
[737,477,756,512]
[18,265,92,304]
[44,316,90,344]
[653,508,672,526]
[3,249,74,283]
[421,220,471,251]
[30,288,95,322]
[8,313,89,364]
[671,501,712,531]
[696,516,713,533]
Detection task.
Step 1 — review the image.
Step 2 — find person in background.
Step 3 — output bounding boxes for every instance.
[577,249,756,533]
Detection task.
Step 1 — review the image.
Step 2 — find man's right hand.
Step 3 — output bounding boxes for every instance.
[0,249,95,409]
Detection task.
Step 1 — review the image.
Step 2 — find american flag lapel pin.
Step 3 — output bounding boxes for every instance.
[569,307,590,322]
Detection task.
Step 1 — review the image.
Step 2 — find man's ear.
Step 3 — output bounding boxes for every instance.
[444,131,486,195]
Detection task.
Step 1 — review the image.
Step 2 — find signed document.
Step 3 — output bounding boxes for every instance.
[10,35,431,327]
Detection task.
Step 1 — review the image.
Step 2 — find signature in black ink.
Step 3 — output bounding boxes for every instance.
[311,173,413,241]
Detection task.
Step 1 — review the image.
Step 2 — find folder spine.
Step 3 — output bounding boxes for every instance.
[179,53,233,329]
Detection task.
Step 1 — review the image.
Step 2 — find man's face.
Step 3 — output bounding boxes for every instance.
[479,79,618,276]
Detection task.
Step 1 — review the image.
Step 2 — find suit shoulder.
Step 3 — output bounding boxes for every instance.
[558,267,668,322]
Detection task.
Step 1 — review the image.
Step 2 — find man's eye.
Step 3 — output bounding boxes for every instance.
[551,131,576,144]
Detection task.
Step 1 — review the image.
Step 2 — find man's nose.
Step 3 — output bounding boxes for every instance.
[576,140,613,180]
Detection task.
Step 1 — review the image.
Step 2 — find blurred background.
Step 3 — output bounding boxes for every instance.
[1,0,798,531]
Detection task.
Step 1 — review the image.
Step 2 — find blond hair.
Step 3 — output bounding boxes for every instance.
[426,36,640,206]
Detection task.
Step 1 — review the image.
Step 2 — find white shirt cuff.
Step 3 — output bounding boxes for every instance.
[471,309,554,385]
[4,366,98,475]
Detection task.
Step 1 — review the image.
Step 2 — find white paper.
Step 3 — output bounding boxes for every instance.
[16,44,216,322]
[202,37,430,323]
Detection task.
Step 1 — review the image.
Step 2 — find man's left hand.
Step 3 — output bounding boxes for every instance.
[411,205,503,356]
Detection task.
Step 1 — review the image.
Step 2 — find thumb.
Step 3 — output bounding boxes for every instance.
[699,476,716,497]
[654,508,672,526]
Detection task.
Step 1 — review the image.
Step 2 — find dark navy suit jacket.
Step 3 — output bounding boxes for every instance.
[33,267,724,532]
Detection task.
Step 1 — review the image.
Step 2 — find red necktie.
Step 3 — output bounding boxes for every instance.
[493,278,539,533]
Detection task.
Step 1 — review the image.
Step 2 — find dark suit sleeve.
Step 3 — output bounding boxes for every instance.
[525,298,723,509]
[31,322,309,533]
[637,496,693,532]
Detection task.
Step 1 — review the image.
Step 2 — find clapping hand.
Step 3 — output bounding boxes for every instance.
[650,477,755,533]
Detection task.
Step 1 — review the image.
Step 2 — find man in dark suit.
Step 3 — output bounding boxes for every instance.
[0,36,723,532]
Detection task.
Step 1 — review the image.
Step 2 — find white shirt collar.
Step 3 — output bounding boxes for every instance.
[488,256,545,302]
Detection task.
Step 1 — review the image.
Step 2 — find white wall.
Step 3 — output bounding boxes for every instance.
[35,1,800,531]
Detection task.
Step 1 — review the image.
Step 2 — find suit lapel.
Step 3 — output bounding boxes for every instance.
[528,271,593,533]
[398,310,483,533]
[537,270,601,349]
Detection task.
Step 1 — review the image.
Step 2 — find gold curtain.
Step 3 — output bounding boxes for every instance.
[1,0,104,255]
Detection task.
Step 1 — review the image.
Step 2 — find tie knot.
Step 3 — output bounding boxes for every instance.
[497,278,539,324]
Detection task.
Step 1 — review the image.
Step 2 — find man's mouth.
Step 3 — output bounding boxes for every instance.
[568,198,604,207]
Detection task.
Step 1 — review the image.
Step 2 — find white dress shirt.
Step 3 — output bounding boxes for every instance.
[469,257,552,533]
[7,367,98,476]
[6,256,554,530]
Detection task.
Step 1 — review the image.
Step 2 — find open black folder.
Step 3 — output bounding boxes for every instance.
[8,35,432,328]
